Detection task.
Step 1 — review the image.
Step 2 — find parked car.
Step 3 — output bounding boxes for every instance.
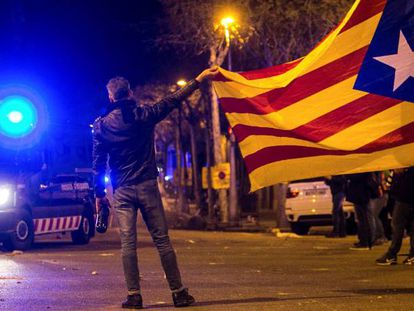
[285,178,356,235]
[0,174,95,251]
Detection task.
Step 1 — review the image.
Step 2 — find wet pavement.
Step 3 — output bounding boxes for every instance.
[1,226,414,311]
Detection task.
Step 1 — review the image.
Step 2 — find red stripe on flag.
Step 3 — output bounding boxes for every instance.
[213,72,231,82]
[340,0,387,34]
[233,95,401,143]
[62,217,67,230]
[292,95,401,142]
[68,217,73,229]
[233,124,294,142]
[220,46,369,114]
[238,59,303,80]
[360,122,414,150]
[34,219,39,232]
[244,122,414,174]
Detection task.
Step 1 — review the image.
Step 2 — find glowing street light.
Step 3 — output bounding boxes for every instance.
[220,16,235,45]
[220,16,235,27]
[176,79,187,87]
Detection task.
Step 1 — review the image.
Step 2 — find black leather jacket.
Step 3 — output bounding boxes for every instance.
[92,80,199,198]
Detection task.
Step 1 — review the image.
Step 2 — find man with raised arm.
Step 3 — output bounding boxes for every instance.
[92,67,219,309]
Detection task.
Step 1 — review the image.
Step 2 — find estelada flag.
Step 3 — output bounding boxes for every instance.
[212,0,414,192]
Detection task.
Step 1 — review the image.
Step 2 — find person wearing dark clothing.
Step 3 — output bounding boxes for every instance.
[346,173,373,250]
[368,172,387,245]
[92,67,219,309]
[376,167,414,265]
[379,170,394,240]
[324,175,347,237]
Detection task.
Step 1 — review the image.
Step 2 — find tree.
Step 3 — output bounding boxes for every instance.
[158,0,256,225]
[154,0,354,227]
[133,83,206,215]
[157,0,353,68]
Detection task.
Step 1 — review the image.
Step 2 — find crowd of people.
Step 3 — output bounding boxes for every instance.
[324,168,414,266]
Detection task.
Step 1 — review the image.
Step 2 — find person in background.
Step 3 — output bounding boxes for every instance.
[346,173,373,250]
[368,172,387,246]
[324,175,347,238]
[92,67,219,309]
[376,167,414,265]
[379,170,395,240]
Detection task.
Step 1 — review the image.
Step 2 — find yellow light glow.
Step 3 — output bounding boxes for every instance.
[176,80,187,87]
[220,16,235,28]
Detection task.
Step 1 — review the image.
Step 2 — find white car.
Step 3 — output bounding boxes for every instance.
[285,178,356,235]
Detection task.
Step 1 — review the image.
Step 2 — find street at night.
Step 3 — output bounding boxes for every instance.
[1,0,414,310]
[1,227,414,311]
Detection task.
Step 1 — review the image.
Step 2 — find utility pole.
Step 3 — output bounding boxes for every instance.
[226,38,239,227]
[207,15,240,226]
[209,87,229,224]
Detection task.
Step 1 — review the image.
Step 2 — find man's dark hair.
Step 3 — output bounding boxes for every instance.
[106,76,131,101]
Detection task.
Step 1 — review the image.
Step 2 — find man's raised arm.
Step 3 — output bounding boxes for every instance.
[134,67,219,125]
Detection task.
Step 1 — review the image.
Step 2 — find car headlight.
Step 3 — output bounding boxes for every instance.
[0,187,11,206]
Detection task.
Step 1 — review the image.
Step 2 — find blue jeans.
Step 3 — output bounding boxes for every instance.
[114,179,184,295]
[368,196,386,242]
[354,203,372,247]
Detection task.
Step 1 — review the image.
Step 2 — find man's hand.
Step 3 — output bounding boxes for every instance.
[195,66,220,82]
[96,196,110,214]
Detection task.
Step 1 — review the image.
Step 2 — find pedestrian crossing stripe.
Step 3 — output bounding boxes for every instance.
[33,216,82,235]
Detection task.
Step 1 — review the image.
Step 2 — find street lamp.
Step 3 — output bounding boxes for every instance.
[220,15,238,226]
[220,16,235,71]
[176,79,187,87]
[221,16,234,46]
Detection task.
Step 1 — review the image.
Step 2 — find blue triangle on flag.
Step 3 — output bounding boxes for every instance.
[354,0,414,103]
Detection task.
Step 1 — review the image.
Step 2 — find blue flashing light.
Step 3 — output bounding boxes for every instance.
[104,176,110,184]
[0,96,38,138]
[8,111,23,123]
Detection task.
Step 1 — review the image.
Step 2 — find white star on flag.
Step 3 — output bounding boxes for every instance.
[374,30,414,91]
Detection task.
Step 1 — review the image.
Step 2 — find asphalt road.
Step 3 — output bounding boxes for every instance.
[1,227,414,311]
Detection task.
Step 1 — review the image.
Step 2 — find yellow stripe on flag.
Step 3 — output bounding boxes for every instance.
[226,76,366,130]
[213,4,381,101]
[237,102,414,157]
[249,142,414,191]
[239,135,333,157]
[215,0,362,89]
[319,102,414,150]
[304,13,382,74]
[213,81,272,99]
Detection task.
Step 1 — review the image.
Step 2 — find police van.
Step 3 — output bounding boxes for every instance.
[0,89,96,250]
[0,171,95,251]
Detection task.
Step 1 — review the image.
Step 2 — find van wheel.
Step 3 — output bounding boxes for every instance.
[5,210,34,251]
[290,222,310,235]
[71,214,93,245]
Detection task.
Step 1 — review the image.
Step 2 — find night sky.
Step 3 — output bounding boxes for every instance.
[0,0,203,126]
